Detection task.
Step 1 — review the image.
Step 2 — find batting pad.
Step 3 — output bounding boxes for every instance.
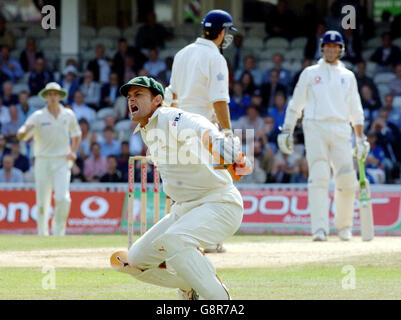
[166,247,229,300]
[334,171,357,231]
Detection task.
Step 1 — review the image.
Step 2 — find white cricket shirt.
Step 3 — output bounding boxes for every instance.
[24,106,82,158]
[134,106,242,204]
[284,58,364,130]
[169,38,230,120]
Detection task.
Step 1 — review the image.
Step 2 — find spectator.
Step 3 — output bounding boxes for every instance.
[229,33,244,70]
[0,133,10,167]
[9,138,29,173]
[71,91,96,123]
[229,81,251,121]
[80,70,101,109]
[135,11,172,49]
[381,94,401,128]
[234,55,263,87]
[112,38,146,81]
[365,130,386,184]
[83,142,107,182]
[342,28,362,64]
[23,157,35,183]
[259,115,280,153]
[263,53,292,88]
[234,104,265,142]
[100,155,123,182]
[0,98,10,127]
[250,90,265,114]
[261,69,287,109]
[0,45,24,82]
[19,38,43,72]
[87,44,111,84]
[0,155,23,182]
[123,55,137,83]
[292,157,309,183]
[369,109,400,182]
[71,157,85,182]
[239,71,256,96]
[0,67,10,95]
[143,48,166,79]
[370,32,401,70]
[158,56,174,86]
[267,92,287,130]
[291,58,312,93]
[389,63,401,96]
[99,127,121,158]
[0,17,15,50]
[104,115,116,129]
[264,0,296,39]
[355,60,381,102]
[129,122,144,155]
[304,21,326,60]
[112,38,131,82]
[360,85,381,123]
[2,81,18,106]
[78,118,97,160]
[298,3,318,37]
[16,91,34,123]
[28,57,54,95]
[117,141,130,182]
[59,65,80,104]
[100,72,121,108]
[324,1,342,31]
[1,105,22,139]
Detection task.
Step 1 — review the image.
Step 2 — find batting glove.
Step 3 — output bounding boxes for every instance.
[355,136,370,161]
[277,127,294,155]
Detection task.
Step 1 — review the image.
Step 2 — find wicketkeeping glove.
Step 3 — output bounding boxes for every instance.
[354,136,370,161]
[277,127,294,155]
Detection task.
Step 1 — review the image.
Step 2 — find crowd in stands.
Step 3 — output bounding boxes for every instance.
[0,1,401,185]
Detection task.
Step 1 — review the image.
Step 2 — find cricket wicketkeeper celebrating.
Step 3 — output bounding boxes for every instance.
[17,82,81,236]
[112,76,251,299]
[278,31,370,241]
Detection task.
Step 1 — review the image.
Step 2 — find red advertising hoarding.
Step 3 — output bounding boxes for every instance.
[0,190,125,234]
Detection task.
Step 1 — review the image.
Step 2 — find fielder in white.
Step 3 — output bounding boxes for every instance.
[166,9,237,253]
[278,31,370,241]
[17,83,82,236]
[112,76,248,299]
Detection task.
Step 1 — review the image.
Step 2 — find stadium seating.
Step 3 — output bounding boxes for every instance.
[12,83,30,95]
[290,37,308,49]
[158,48,179,60]
[80,26,97,38]
[373,72,396,85]
[243,36,264,49]
[165,37,190,49]
[115,119,132,141]
[393,37,401,48]
[98,26,121,38]
[362,48,375,61]
[366,62,378,77]
[28,96,46,109]
[393,96,401,108]
[265,37,290,50]
[113,96,128,120]
[96,107,116,120]
[366,37,382,48]
[24,25,47,38]
[91,119,106,133]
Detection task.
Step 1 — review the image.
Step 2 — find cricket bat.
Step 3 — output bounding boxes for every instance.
[358,158,374,241]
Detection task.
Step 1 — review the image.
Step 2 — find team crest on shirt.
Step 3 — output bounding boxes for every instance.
[217,72,224,81]
[314,76,322,84]
[171,113,182,127]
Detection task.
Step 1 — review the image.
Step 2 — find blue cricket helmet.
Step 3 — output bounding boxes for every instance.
[320,30,345,57]
[202,9,237,32]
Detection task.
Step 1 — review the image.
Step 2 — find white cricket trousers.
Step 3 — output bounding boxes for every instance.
[303,120,357,235]
[127,187,243,299]
[35,156,72,236]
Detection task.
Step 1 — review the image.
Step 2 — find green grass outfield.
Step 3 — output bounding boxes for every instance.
[0,235,400,300]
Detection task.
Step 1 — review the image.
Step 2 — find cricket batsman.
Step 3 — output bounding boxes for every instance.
[17,82,82,236]
[112,76,250,299]
[166,9,237,253]
[277,31,370,241]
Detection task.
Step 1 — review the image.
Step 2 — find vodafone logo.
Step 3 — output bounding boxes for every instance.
[81,197,109,218]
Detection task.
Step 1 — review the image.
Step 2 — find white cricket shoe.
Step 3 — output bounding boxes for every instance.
[312,229,328,241]
[178,289,199,300]
[204,243,227,253]
[338,227,352,241]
